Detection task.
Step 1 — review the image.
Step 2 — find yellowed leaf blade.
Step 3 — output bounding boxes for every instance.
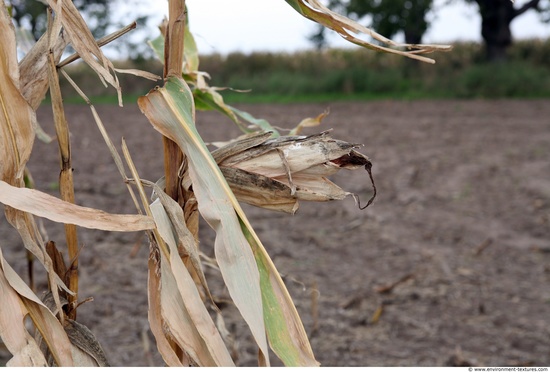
[0,180,155,231]
[114,68,161,81]
[0,248,74,366]
[138,76,270,365]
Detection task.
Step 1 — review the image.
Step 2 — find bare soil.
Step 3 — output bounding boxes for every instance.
[2,100,550,367]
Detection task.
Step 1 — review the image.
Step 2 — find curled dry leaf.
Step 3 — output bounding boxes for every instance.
[213,131,375,214]
[285,0,452,63]
[45,0,122,104]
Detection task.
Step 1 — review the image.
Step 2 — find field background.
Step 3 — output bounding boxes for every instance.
[57,40,550,104]
[1,43,550,366]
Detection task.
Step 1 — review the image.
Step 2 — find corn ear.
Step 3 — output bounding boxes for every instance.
[213,131,374,213]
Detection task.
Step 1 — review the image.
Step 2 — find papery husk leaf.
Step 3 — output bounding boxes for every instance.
[0,181,155,232]
[220,167,299,213]
[215,132,372,212]
[285,0,451,63]
[138,76,271,365]
[275,173,347,201]
[211,131,273,164]
[222,131,357,178]
[150,200,234,366]
[0,249,74,366]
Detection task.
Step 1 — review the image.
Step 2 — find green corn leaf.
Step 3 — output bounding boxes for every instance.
[138,76,270,366]
[239,217,319,366]
[227,105,280,137]
[138,76,318,366]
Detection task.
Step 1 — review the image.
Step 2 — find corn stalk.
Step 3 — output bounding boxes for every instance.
[0,0,449,366]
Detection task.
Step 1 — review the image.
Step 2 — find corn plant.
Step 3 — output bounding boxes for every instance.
[0,0,449,366]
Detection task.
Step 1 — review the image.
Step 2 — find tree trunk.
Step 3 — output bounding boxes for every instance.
[475,0,540,61]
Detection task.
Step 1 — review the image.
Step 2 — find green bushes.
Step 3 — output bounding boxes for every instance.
[202,40,550,101]
[454,62,550,98]
[60,39,550,103]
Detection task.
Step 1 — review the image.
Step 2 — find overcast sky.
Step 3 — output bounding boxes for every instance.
[141,0,550,55]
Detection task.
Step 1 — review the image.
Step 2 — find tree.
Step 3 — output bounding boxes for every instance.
[469,0,544,61]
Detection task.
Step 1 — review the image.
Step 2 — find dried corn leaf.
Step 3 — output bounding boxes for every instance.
[0,248,74,366]
[0,3,67,304]
[147,246,185,367]
[44,0,121,104]
[37,293,109,367]
[150,200,234,366]
[0,181,155,232]
[150,184,212,302]
[285,0,451,63]
[138,76,270,365]
[114,68,161,81]
[0,4,35,185]
[0,252,47,366]
[18,30,67,139]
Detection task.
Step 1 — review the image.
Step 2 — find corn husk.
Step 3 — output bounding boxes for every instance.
[213,131,375,214]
